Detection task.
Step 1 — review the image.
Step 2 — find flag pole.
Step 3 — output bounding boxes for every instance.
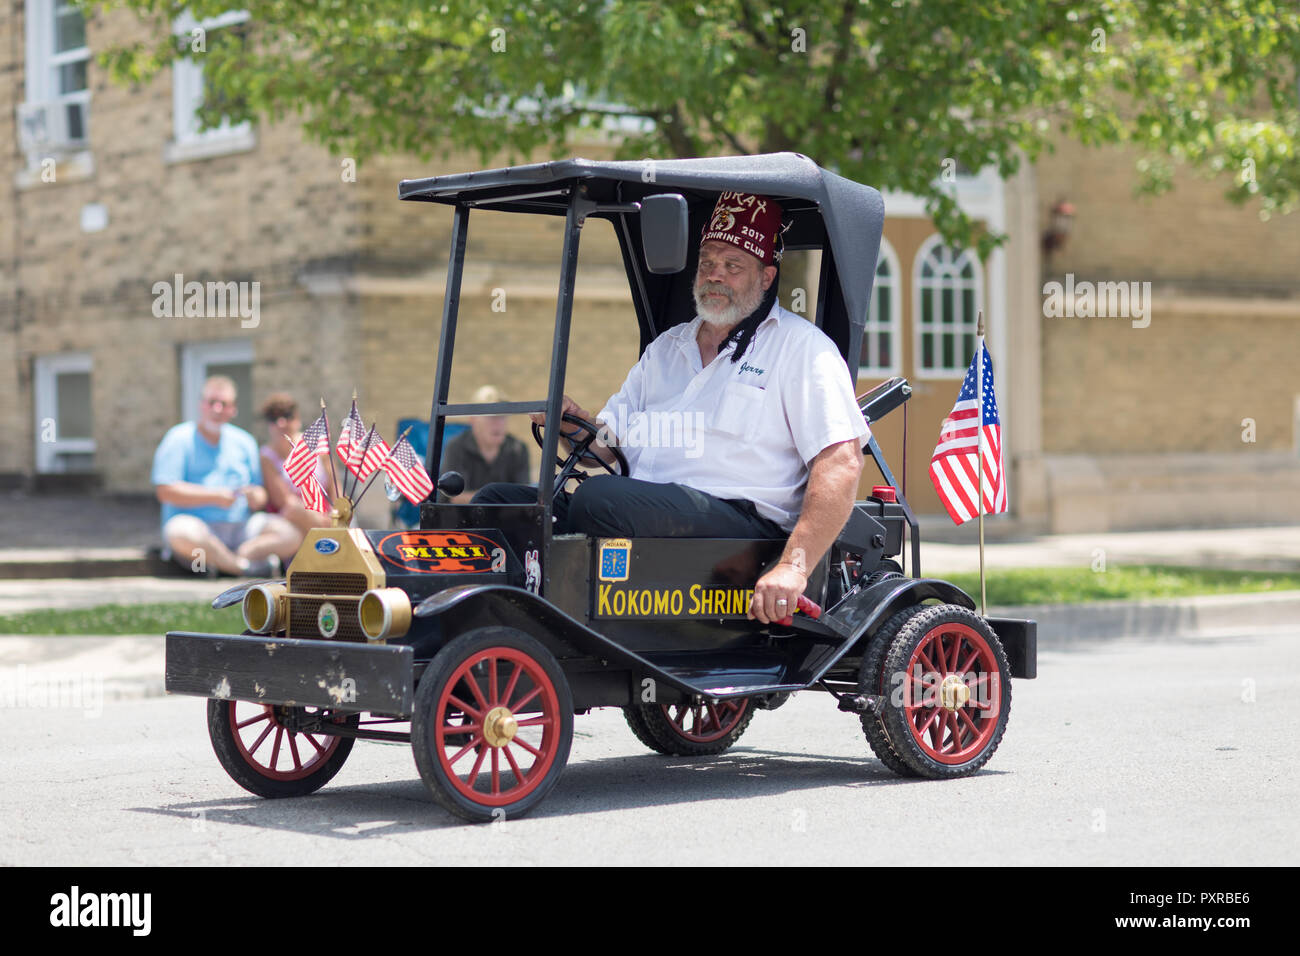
[350,422,379,505]
[352,425,415,511]
[320,398,342,508]
[976,311,987,617]
[340,389,361,502]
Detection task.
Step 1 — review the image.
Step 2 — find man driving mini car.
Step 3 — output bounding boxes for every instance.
[474,192,869,623]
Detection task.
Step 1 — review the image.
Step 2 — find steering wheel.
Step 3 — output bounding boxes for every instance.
[531,412,629,503]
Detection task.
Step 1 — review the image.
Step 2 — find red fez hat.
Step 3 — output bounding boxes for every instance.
[701,192,784,265]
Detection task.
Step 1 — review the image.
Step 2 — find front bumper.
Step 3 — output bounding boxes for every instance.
[165,632,415,714]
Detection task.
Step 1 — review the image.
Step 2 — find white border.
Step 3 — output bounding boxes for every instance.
[911,234,985,380]
[180,339,254,424]
[33,352,94,473]
[858,235,902,379]
[167,10,253,160]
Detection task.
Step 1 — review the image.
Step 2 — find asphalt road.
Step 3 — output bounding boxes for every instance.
[2,620,1295,866]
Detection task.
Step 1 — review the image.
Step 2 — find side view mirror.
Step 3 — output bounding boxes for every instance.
[640,194,689,274]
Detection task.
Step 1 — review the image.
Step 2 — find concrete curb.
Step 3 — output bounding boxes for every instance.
[0,549,176,580]
[991,589,1300,644]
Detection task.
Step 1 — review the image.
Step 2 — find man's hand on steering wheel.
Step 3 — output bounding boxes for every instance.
[530,395,629,502]
[529,395,590,439]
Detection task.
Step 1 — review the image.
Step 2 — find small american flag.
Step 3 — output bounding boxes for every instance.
[928,340,1007,524]
[337,400,367,479]
[382,435,434,504]
[300,473,329,514]
[357,428,391,484]
[284,413,330,489]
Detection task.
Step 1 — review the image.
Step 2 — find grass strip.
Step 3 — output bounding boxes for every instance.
[942,564,1300,607]
[0,601,242,636]
[2,566,1299,635]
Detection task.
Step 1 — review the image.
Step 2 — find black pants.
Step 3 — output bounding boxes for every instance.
[472,475,787,539]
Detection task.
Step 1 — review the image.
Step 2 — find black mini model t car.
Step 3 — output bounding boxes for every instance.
[165,154,1037,822]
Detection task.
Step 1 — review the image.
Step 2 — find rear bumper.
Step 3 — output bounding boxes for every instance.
[987,618,1037,679]
[165,631,415,714]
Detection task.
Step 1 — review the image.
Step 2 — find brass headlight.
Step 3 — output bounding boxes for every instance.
[242,583,288,634]
[358,588,412,642]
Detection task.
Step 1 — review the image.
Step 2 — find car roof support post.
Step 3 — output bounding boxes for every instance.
[535,187,598,540]
[426,202,471,480]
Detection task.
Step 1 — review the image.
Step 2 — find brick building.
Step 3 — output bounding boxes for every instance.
[3,3,1298,533]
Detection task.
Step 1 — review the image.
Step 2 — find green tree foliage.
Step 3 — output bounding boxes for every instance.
[90,0,1300,254]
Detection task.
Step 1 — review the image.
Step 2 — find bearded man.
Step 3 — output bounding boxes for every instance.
[472,192,868,622]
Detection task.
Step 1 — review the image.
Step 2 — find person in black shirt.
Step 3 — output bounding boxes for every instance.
[439,385,531,502]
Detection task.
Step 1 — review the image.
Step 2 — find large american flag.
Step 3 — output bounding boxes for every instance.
[284,412,330,488]
[382,435,434,504]
[928,341,1008,524]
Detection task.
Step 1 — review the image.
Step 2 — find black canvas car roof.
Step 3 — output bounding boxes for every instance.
[399,152,884,365]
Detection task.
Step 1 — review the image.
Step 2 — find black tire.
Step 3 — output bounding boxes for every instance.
[207,699,358,798]
[857,607,923,777]
[625,697,755,756]
[411,627,574,822]
[873,603,1012,779]
[622,704,673,754]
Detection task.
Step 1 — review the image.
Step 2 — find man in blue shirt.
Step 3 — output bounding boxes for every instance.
[152,376,297,576]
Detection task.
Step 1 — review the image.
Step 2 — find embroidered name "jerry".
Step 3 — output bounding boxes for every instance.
[739,362,765,376]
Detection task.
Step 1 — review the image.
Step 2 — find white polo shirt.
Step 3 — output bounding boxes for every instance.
[597,301,870,530]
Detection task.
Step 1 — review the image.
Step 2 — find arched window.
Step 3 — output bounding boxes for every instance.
[859,237,901,377]
[913,236,983,377]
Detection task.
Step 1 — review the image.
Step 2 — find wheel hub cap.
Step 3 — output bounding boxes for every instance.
[483,706,518,748]
[939,674,970,711]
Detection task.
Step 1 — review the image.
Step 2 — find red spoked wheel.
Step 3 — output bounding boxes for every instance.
[207,699,358,798]
[874,604,1011,778]
[411,628,573,822]
[624,696,754,756]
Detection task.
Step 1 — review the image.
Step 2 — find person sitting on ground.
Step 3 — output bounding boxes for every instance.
[439,385,532,503]
[152,376,298,577]
[474,191,869,622]
[258,392,336,545]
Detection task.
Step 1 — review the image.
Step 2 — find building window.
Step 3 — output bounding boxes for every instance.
[166,10,254,162]
[34,354,95,473]
[181,341,255,434]
[913,236,984,377]
[859,237,901,378]
[18,0,91,160]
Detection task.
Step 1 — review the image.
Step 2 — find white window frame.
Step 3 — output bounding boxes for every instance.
[21,0,92,153]
[165,9,254,163]
[859,236,902,379]
[180,339,254,424]
[912,235,984,380]
[34,352,95,473]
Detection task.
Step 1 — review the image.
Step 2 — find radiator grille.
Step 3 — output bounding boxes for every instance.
[288,572,368,641]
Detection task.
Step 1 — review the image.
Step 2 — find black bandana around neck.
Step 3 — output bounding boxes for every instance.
[720,271,779,365]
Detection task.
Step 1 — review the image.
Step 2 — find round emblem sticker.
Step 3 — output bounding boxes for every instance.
[317,602,340,638]
[315,538,340,555]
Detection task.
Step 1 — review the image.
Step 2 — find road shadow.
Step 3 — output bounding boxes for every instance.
[131,744,1007,835]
